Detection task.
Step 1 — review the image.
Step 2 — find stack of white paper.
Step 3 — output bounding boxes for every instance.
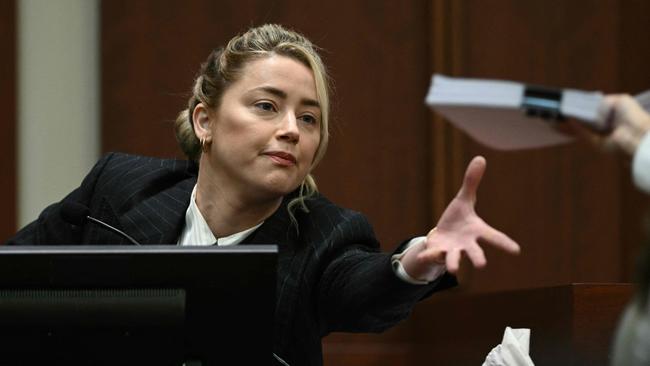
[426,74,607,150]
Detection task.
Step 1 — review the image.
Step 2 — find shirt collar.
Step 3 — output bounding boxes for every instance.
[178,185,263,246]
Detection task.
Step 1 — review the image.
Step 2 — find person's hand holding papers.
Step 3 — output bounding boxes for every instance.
[563,92,650,192]
[400,156,520,279]
[563,92,650,155]
[605,94,650,155]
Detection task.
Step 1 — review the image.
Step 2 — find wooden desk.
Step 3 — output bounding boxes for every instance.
[410,284,634,366]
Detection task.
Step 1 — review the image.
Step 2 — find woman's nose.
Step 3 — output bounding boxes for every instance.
[277,112,300,143]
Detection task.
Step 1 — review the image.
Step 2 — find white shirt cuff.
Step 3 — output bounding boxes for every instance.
[633,132,650,194]
[391,236,447,285]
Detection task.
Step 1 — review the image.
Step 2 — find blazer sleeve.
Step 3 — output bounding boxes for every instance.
[5,153,117,245]
[314,210,456,335]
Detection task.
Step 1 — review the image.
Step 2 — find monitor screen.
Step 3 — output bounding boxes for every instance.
[0,245,277,366]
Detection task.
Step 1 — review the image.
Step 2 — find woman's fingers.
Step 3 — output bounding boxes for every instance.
[418,240,446,264]
[456,156,486,202]
[464,242,487,269]
[417,224,519,273]
[445,249,462,274]
[479,225,521,254]
[420,243,488,273]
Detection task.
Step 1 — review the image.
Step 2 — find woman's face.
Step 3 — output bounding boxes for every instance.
[202,55,321,201]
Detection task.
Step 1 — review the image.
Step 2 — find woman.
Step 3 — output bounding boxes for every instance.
[7,24,520,365]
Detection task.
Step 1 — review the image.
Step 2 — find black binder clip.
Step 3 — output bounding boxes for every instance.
[521,85,565,122]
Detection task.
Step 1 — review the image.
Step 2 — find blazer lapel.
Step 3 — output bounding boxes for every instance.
[242,197,306,355]
[118,177,195,245]
[243,200,293,247]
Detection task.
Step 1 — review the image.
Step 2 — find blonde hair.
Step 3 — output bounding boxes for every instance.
[174,24,330,219]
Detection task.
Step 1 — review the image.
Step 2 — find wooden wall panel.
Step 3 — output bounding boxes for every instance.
[411,284,634,366]
[429,0,650,294]
[0,0,16,241]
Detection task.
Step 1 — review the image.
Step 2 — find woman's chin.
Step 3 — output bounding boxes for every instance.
[249,178,302,200]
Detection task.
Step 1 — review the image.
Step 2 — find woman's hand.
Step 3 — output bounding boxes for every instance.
[400,156,520,279]
[605,94,650,156]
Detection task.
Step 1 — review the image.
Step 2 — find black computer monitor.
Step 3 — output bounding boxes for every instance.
[0,245,277,365]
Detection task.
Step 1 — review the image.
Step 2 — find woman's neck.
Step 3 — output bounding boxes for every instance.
[194,172,282,238]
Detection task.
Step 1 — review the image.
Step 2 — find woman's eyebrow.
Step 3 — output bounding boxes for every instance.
[252,86,320,109]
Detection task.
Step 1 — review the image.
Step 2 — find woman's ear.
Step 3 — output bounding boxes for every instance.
[192,103,212,141]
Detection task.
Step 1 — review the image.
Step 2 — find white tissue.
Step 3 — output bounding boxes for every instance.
[482,327,535,366]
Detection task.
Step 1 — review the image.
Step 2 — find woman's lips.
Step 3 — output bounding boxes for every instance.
[264,151,297,166]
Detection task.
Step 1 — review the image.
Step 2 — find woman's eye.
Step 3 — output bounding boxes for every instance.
[299,115,317,125]
[255,102,275,112]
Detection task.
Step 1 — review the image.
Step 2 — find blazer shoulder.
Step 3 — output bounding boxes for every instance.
[300,193,376,242]
[88,153,196,207]
[100,152,196,174]
[304,193,366,222]
[90,153,194,186]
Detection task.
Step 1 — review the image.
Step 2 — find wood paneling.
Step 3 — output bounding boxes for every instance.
[429,0,650,294]
[0,0,16,241]
[411,284,633,366]
[430,0,466,217]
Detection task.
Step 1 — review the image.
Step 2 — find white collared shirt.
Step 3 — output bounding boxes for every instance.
[177,185,262,246]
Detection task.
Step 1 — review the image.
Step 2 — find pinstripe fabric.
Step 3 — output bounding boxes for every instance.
[7,153,195,245]
[7,153,457,366]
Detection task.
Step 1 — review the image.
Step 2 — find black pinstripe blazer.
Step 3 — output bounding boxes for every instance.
[7,153,456,366]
